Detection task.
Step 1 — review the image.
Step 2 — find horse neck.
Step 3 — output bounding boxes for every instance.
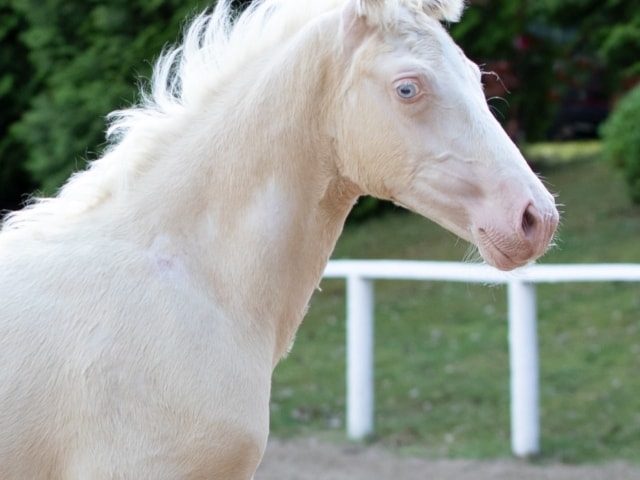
[118,19,358,364]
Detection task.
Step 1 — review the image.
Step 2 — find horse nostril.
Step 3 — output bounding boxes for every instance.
[521,204,539,241]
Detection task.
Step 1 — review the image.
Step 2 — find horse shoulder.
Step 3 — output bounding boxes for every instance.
[0,229,270,478]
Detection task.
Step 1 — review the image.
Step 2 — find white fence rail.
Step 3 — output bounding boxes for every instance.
[322,260,640,457]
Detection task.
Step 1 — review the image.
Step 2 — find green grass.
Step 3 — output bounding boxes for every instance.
[269,145,640,464]
[522,140,603,166]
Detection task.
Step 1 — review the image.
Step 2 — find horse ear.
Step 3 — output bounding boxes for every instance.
[355,0,465,23]
[353,0,386,26]
[422,0,465,22]
[354,0,384,13]
[341,1,374,52]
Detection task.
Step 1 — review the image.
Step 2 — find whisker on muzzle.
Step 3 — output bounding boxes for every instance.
[462,243,483,265]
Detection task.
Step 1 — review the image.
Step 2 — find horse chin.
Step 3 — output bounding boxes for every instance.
[475,238,533,272]
[479,247,529,271]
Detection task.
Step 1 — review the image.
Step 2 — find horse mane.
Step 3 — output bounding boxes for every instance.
[0,0,342,233]
[1,0,460,234]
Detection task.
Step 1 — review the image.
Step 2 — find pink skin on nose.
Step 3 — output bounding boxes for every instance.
[474,197,559,271]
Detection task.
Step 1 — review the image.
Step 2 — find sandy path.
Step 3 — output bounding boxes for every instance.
[257,437,640,480]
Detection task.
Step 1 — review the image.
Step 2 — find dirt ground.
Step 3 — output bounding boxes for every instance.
[257,437,640,480]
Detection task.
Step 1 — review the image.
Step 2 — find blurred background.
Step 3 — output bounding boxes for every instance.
[1,0,639,464]
[0,0,638,210]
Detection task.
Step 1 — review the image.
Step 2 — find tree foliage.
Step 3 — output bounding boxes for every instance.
[537,0,640,80]
[5,0,205,196]
[0,1,36,210]
[600,85,640,204]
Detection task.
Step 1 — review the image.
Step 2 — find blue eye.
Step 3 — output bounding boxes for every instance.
[396,82,418,99]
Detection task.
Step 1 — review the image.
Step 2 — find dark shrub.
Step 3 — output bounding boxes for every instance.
[601,84,640,204]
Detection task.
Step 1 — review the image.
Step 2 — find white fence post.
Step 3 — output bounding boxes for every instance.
[508,280,540,457]
[346,274,374,439]
[323,261,640,455]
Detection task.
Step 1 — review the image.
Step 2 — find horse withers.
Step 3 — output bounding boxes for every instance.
[0,0,558,478]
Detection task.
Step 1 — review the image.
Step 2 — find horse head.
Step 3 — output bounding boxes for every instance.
[332,0,559,270]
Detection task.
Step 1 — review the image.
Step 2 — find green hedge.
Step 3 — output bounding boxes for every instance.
[601,84,640,204]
